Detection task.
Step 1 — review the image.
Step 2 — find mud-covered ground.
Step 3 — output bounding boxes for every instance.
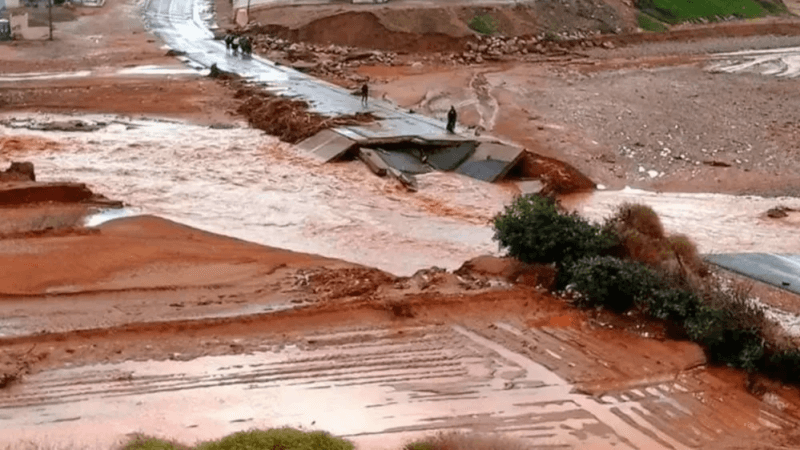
[3,0,800,448]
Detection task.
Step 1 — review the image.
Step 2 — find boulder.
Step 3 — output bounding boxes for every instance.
[0,161,35,182]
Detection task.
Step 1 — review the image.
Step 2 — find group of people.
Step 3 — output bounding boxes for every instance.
[360,83,458,134]
[224,34,252,57]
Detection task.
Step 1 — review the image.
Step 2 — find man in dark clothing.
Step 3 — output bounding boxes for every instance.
[361,83,369,107]
[240,36,251,56]
[446,106,457,133]
[224,34,233,51]
[230,35,239,54]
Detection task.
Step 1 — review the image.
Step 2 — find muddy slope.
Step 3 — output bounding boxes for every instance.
[248,1,630,52]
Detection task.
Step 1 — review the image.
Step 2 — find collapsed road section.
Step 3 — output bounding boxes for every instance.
[143,0,532,189]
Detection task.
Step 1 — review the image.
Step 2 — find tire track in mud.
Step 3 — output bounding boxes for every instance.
[2,322,797,449]
[481,322,800,448]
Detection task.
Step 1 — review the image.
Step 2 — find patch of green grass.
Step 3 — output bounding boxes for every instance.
[404,431,529,450]
[197,428,353,450]
[637,0,779,24]
[468,14,498,35]
[122,429,353,450]
[637,12,669,32]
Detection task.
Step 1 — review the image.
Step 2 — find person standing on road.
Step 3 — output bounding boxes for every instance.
[446,105,457,133]
[361,82,369,107]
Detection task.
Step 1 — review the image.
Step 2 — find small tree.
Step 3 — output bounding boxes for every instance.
[492,194,617,269]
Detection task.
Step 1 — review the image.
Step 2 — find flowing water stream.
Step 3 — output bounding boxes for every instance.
[2,113,799,275]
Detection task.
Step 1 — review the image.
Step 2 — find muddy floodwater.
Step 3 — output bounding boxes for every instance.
[0,114,512,276]
[2,114,800,275]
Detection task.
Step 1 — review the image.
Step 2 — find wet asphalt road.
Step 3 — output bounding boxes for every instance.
[143,0,458,141]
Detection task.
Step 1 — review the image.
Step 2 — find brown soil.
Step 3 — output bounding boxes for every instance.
[233,82,375,143]
[250,14,471,54]
[0,77,242,126]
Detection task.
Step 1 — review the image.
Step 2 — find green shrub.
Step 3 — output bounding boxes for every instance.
[468,14,498,35]
[197,428,354,450]
[637,13,668,32]
[642,287,702,322]
[568,256,663,312]
[683,300,765,370]
[765,348,800,383]
[492,195,617,270]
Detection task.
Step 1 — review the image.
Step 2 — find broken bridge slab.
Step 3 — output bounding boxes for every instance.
[455,140,526,183]
[295,129,359,163]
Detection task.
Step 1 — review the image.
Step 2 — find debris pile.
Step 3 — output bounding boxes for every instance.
[456,32,606,63]
[303,267,397,300]
[243,32,398,78]
[240,29,607,74]
[234,84,375,144]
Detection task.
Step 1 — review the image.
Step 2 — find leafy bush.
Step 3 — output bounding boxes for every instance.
[197,428,354,450]
[764,348,800,384]
[637,13,668,32]
[492,195,617,269]
[568,256,663,312]
[468,14,498,35]
[642,287,702,323]
[683,297,765,370]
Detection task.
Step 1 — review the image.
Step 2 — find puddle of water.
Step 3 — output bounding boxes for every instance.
[83,207,142,227]
[0,71,93,83]
[114,65,203,76]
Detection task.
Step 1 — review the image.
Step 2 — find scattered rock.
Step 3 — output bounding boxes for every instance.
[766,206,796,219]
[0,161,35,182]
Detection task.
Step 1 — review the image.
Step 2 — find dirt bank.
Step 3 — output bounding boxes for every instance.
[247,1,628,53]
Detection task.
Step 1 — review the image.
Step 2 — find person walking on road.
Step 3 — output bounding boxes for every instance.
[446,105,457,133]
[361,82,369,107]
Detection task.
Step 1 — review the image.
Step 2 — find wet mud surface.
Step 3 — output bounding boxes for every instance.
[2,304,799,450]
